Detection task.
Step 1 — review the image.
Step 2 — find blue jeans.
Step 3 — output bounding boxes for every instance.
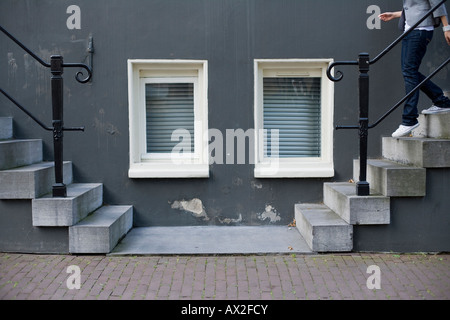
[401,30,450,126]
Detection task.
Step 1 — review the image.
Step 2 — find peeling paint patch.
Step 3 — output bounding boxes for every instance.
[7,52,18,81]
[257,205,281,223]
[251,180,263,189]
[172,198,209,221]
[93,109,121,136]
[219,213,243,224]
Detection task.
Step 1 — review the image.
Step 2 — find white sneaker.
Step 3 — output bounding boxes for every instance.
[422,105,450,114]
[392,123,419,138]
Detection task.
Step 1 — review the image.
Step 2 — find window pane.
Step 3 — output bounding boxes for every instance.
[263,78,321,158]
[145,83,194,153]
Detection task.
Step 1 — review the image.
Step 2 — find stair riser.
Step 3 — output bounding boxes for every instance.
[416,113,450,139]
[295,204,353,252]
[0,140,42,170]
[353,160,426,197]
[0,117,13,140]
[382,137,450,168]
[69,206,133,254]
[324,183,390,225]
[32,184,103,227]
[0,162,73,199]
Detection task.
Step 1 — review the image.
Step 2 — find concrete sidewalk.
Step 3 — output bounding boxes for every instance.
[1,252,449,301]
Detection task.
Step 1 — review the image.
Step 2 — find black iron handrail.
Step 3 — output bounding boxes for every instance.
[326,0,449,196]
[1,25,93,197]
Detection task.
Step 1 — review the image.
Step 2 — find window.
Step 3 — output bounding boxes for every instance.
[128,60,208,178]
[254,59,334,178]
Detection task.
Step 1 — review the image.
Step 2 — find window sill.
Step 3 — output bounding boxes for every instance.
[254,162,334,178]
[129,163,209,178]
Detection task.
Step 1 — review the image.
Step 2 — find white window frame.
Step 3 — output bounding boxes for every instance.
[128,60,209,178]
[254,59,335,178]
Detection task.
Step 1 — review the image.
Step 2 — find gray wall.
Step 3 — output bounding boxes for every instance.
[1,0,449,251]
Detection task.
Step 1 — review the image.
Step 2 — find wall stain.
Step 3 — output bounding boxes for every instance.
[171,198,210,221]
[257,205,281,223]
[218,213,242,224]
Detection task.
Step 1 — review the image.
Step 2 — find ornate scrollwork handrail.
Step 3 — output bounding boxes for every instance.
[63,63,93,84]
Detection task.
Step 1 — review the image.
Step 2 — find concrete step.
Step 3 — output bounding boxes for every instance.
[0,117,13,140]
[382,137,450,168]
[69,205,133,254]
[353,159,426,197]
[32,183,103,227]
[416,112,450,139]
[295,203,353,252]
[0,161,73,199]
[323,182,390,225]
[0,139,42,170]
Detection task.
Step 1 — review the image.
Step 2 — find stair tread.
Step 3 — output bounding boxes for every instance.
[365,158,424,169]
[325,182,388,198]
[34,183,103,200]
[295,203,348,226]
[73,205,133,227]
[0,161,71,172]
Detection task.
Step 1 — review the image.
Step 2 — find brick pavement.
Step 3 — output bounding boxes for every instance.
[0,252,449,301]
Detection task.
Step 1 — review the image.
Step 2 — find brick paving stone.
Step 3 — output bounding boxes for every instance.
[1,253,450,300]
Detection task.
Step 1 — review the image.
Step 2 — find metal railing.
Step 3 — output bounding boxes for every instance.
[327,0,449,196]
[1,25,93,197]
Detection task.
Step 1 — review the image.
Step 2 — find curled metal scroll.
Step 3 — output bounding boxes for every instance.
[326,60,358,82]
[63,63,93,84]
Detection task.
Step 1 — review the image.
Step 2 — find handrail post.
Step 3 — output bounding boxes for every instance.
[50,55,66,197]
[357,53,370,196]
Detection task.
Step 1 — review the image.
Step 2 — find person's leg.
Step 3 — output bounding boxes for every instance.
[401,30,433,126]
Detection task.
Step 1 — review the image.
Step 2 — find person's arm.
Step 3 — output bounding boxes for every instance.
[379,11,402,22]
[441,15,450,45]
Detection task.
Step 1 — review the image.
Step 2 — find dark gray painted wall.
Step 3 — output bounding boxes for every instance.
[1,0,449,252]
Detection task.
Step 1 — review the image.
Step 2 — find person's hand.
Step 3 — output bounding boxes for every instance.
[445,31,450,46]
[379,12,400,22]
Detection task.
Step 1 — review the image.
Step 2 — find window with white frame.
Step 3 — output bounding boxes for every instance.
[254,59,334,178]
[128,60,209,178]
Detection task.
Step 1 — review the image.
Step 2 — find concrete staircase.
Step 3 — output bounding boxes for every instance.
[0,117,132,254]
[295,112,450,252]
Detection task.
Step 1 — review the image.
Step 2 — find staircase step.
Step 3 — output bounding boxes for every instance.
[0,161,73,199]
[0,117,13,140]
[353,159,426,197]
[295,203,352,252]
[32,183,103,227]
[69,205,133,254]
[416,112,450,139]
[0,139,42,170]
[382,137,450,168]
[323,182,390,225]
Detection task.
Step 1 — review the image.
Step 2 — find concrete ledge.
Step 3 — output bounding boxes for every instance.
[69,205,133,254]
[0,162,72,199]
[416,112,450,139]
[353,159,426,197]
[295,203,353,252]
[111,226,312,255]
[0,139,42,170]
[32,183,103,227]
[0,117,13,140]
[382,137,450,168]
[324,182,390,225]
